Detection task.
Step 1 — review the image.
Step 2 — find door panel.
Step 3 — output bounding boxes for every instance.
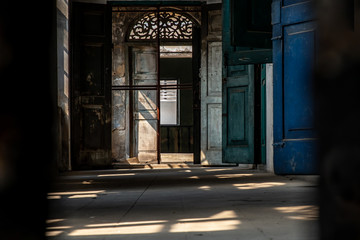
[208,42,222,97]
[272,0,318,174]
[223,65,254,163]
[82,107,105,149]
[80,43,105,95]
[71,2,111,169]
[131,46,158,163]
[283,22,315,139]
[207,104,222,150]
[200,4,223,164]
[227,87,247,145]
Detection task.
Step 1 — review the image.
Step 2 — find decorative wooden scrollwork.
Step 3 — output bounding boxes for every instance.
[128,12,193,41]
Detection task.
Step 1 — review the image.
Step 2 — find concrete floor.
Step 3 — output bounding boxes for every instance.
[46,167,319,240]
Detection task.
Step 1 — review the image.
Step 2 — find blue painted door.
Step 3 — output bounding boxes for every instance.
[272,0,318,174]
[222,0,272,164]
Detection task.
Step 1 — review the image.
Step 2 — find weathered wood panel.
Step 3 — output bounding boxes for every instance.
[200,4,223,165]
[132,47,158,163]
[207,42,222,97]
[71,3,111,169]
[207,104,222,150]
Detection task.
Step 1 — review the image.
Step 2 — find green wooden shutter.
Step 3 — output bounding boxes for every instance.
[222,0,272,164]
[231,0,272,48]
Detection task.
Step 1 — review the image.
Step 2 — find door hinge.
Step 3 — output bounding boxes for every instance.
[273,142,285,148]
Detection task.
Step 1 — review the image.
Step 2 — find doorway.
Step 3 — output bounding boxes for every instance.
[111,5,201,165]
[160,50,194,163]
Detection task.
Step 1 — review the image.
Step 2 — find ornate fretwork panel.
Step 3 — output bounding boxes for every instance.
[128,12,193,41]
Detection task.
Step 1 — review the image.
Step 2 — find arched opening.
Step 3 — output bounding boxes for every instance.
[112,7,201,165]
[127,11,195,41]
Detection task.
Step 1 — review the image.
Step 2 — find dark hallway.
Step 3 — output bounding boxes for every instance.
[2,1,360,240]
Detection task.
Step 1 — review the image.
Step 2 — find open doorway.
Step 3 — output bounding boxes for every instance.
[160,47,194,164]
[111,6,201,165]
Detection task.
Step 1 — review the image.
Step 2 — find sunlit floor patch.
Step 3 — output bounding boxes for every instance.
[47,190,105,200]
[215,173,253,179]
[97,173,136,177]
[170,210,241,233]
[46,231,63,237]
[68,222,164,236]
[67,211,241,236]
[233,182,285,190]
[274,205,318,220]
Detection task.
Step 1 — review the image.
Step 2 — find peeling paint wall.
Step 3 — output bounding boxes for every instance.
[57,0,71,171]
[112,10,142,162]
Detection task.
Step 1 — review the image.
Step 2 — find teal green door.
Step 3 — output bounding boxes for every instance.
[222,0,272,164]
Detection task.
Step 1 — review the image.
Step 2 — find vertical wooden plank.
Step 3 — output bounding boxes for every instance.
[200,4,223,165]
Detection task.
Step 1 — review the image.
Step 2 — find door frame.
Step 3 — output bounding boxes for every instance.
[111,3,202,164]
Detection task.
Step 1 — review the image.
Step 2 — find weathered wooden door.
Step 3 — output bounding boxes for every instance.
[222,0,272,164]
[200,4,223,164]
[71,3,111,169]
[272,0,318,174]
[130,45,158,163]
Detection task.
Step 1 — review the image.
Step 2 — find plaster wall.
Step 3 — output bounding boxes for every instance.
[112,11,141,162]
[266,64,274,173]
[57,0,71,171]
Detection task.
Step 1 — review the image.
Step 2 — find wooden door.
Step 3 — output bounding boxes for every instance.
[130,45,158,163]
[222,0,272,164]
[71,2,111,169]
[272,0,318,174]
[200,4,223,164]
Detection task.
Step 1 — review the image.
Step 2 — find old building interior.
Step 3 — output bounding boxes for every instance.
[62,1,272,171]
[1,0,360,239]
